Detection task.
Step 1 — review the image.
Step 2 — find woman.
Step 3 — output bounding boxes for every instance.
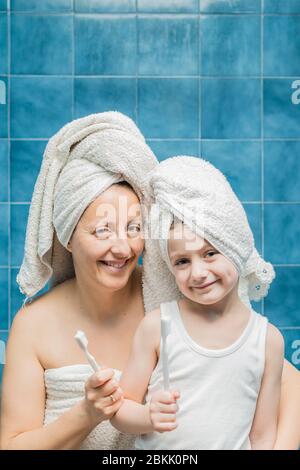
[1,112,299,450]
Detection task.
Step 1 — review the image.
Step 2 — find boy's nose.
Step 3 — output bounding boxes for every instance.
[190,262,209,282]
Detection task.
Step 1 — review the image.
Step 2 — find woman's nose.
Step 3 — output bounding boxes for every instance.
[110,236,132,257]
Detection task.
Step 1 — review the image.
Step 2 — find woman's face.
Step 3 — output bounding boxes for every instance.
[69,184,144,291]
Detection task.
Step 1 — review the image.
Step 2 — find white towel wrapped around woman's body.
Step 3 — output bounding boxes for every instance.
[43,364,135,450]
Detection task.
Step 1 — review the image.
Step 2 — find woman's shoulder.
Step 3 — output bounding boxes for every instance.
[265,323,284,358]
[12,278,75,328]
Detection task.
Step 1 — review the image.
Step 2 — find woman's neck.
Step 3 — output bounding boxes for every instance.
[72,269,139,325]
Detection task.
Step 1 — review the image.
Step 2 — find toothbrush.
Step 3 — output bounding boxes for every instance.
[161,317,171,391]
[74,330,100,373]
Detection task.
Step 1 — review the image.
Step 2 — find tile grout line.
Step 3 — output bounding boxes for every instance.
[4,201,300,204]
[7,0,11,329]
[7,11,300,17]
[198,12,201,157]
[71,0,75,120]
[8,74,300,79]
[261,0,265,317]
[279,327,300,331]
[4,137,300,142]
[5,137,300,142]
[135,0,138,124]
[3,264,300,268]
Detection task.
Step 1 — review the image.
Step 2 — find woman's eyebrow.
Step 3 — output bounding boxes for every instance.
[128,216,141,222]
[85,218,107,229]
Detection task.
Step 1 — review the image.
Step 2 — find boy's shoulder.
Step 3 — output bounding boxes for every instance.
[136,308,161,351]
[265,322,284,363]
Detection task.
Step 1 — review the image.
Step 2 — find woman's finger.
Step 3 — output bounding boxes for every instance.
[102,387,123,407]
[85,368,115,389]
[95,378,120,397]
[96,396,124,418]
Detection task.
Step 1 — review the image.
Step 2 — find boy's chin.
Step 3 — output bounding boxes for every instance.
[186,290,224,305]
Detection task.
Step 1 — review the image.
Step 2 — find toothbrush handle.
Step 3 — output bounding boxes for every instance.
[162,339,170,391]
[86,351,100,373]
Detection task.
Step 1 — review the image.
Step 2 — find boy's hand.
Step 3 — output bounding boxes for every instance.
[149,389,180,433]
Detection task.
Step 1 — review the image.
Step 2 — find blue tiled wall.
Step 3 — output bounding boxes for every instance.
[0,0,300,383]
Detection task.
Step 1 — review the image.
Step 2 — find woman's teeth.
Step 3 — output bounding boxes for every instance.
[99,259,129,270]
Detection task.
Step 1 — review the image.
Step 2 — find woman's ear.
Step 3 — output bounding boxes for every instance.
[66,240,72,253]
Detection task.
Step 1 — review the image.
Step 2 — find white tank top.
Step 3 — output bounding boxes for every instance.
[135,300,268,450]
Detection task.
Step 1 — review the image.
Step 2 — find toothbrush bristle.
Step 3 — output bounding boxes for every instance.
[74,330,88,348]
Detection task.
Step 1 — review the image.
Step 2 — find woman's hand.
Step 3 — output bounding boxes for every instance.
[83,368,124,427]
[149,389,180,433]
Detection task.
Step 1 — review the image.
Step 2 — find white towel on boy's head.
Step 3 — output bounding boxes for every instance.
[142,156,275,311]
[17,111,157,299]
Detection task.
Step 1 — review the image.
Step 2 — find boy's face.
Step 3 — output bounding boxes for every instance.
[168,224,239,305]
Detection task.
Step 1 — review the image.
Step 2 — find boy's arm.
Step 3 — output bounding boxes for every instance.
[110,309,161,434]
[249,324,284,450]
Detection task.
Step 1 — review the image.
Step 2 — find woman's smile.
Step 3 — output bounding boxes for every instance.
[98,257,133,273]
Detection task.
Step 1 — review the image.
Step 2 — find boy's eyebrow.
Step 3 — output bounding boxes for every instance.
[169,242,214,259]
[169,251,188,260]
[203,241,214,249]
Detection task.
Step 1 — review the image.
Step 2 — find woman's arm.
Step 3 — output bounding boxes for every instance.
[0,308,122,450]
[274,359,300,450]
[249,324,284,450]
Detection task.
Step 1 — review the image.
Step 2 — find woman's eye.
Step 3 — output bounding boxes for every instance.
[95,226,110,238]
[127,224,141,237]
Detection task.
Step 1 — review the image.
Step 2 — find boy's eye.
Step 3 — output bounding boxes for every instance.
[205,250,217,258]
[174,258,189,266]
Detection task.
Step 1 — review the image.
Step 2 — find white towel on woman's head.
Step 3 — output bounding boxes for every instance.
[17,111,158,299]
[142,156,275,311]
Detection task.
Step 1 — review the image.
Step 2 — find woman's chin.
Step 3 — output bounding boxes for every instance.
[95,261,134,290]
